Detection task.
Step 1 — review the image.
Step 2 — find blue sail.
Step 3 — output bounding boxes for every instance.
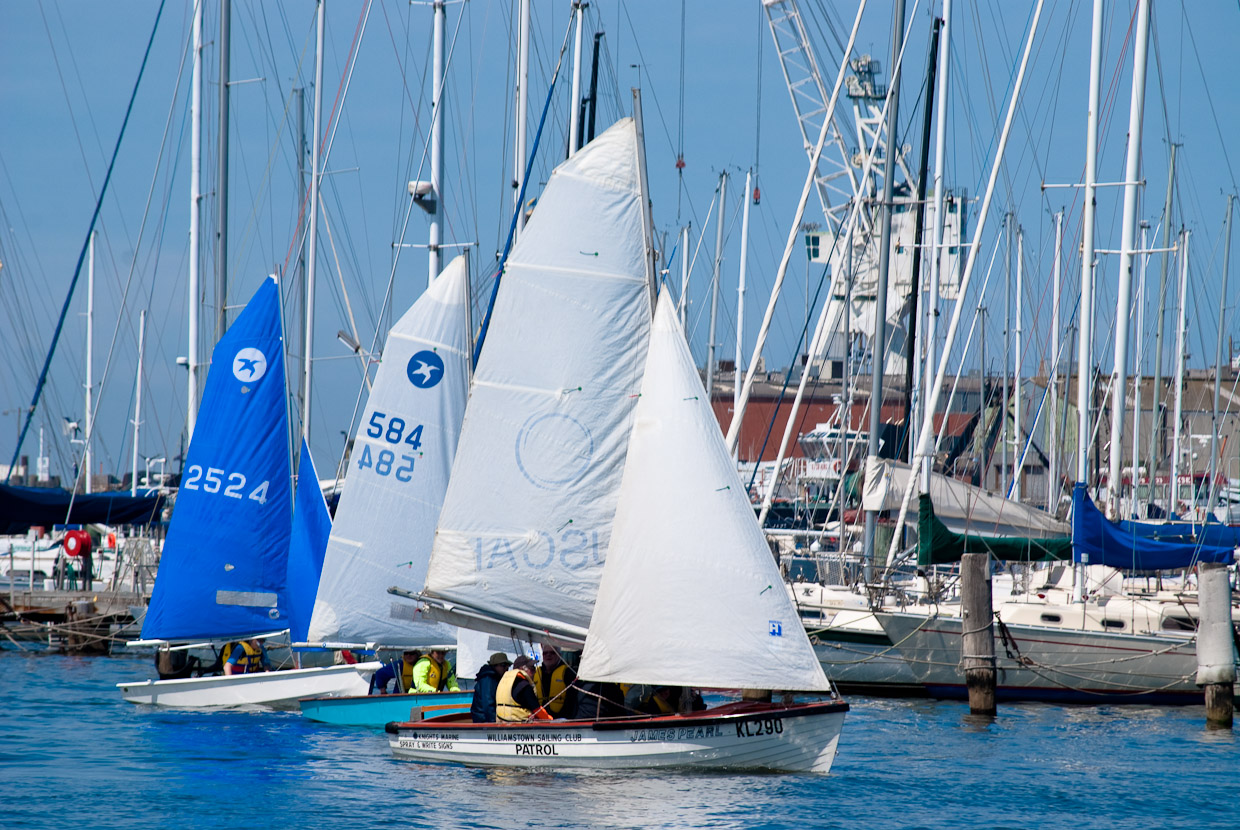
[286,439,330,643]
[142,277,293,641]
[1071,484,1235,570]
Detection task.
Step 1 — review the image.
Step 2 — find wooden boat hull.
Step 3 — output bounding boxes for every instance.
[386,699,849,773]
[299,690,472,725]
[117,661,381,709]
[876,611,1207,704]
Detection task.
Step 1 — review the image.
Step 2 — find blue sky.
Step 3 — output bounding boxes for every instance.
[2,0,1238,484]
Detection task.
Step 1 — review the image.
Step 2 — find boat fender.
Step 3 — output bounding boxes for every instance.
[63,530,92,558]
[384,721,400,734]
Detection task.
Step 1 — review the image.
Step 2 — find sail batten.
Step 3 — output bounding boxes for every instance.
[306,257,471,647]
[423,119,651,638]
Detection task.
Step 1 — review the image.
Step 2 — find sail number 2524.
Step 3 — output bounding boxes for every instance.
[358,411,423,482]
[182,465,271,504]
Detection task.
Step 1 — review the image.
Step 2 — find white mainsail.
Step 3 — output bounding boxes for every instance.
[579,296,832,693]
[422,119,652,640]
[306,256,470,647]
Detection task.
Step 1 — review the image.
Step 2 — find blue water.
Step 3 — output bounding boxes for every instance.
[3,649,1237,829]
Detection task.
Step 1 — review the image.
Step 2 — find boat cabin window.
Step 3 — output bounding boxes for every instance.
[1101,619,1125,629]
[1039,613,1062,623]
[1162,616,1195,632]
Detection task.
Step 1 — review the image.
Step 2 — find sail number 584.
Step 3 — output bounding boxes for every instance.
[360,411,423,482]
[182,465,270,504]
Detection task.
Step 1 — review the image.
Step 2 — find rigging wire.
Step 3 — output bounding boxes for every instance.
[9,0,168,476]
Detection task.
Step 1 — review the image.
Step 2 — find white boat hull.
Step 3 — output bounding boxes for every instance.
[876,611,1205,703]
[387,700,848,773]
[117,661,382,709]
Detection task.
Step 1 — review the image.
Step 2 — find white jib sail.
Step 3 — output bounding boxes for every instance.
[306,256,470,647]
[423,118,652,638]
[578,295,832,693]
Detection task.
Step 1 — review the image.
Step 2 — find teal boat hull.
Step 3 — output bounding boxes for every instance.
[299,690,472,726]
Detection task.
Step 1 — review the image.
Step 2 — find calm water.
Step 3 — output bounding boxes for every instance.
[2,649,1237,830]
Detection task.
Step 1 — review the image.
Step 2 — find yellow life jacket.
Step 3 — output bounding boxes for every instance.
[413,656,456,692]
[495,669,532,722]
[647,691,676,714]
[232,641,265,673]
[219,642,237,667]
[400,660,416,693]
[533,663,572,716]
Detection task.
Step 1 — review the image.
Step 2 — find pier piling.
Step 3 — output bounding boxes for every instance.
[960,553,996,715]
[1195,562,1235,728]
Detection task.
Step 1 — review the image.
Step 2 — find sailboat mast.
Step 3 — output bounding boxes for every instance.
[514,0,531,238]
[1170,229,1189,513]
[1002,213,1011,496]
[188,0,202,443]
[568,1,585,155]
[131,310,146,497]
[216,0,231,343]
[680,224,690,327]
[922,0,952,493]
[863,0,905,571]
[631,88,658,307]
[1150,144,1178,468]
[428,0,445,285]
[1132,223,1148,508]
[85,231,94,494]
[303,0,325,448]
[1013,224,1022,501]
[1209,196,1234,514]
[707,172,727,400]
[735,170,752,454]
[1106,0,1150,517]
[1076,0,1103,493]
[1048,210,1062,511]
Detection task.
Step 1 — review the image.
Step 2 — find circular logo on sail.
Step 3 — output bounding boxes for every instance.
[232,348,268,383]
[515,413,594,490]
[407,350,445,389]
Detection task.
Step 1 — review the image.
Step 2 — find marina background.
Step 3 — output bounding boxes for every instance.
[4,648,1238,829]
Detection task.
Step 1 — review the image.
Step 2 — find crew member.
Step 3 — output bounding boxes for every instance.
[533,644,577,717]
[411,648,460,693]
[496,655,551,722]
[223,638,271,675]
[370,650,422,694]
[471,652,511,722]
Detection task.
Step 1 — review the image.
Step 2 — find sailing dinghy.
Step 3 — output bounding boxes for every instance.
[298,256,475,724]
[387,119,847,773]
[117,277,379,708]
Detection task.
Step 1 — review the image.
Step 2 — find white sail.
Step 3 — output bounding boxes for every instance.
[306,256,470,647]
[422,119,652,639]
[579,295,832,693]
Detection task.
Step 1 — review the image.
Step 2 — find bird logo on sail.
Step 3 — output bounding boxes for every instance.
[407,350,444,389]
[232,348,268,383]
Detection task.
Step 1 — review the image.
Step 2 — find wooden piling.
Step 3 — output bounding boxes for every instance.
[1195,562,1235,728]
[960,552,996,716]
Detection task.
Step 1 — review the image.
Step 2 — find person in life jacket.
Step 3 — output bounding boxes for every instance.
[223,638,271,675]
[495,655,552,722]
[411,649,460,693]
[470,652,512,722]
[533,644,577,717]
[370,650,423,694]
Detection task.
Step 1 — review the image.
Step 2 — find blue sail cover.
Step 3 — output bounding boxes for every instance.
[142,277,293,641]
[1072,484,1235,570]
[286,439,330,643]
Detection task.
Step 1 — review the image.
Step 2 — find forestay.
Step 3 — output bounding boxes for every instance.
[307,257,470,647]
[142,277,293,642]
[578,296,831,693]
[423,119,652,640]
